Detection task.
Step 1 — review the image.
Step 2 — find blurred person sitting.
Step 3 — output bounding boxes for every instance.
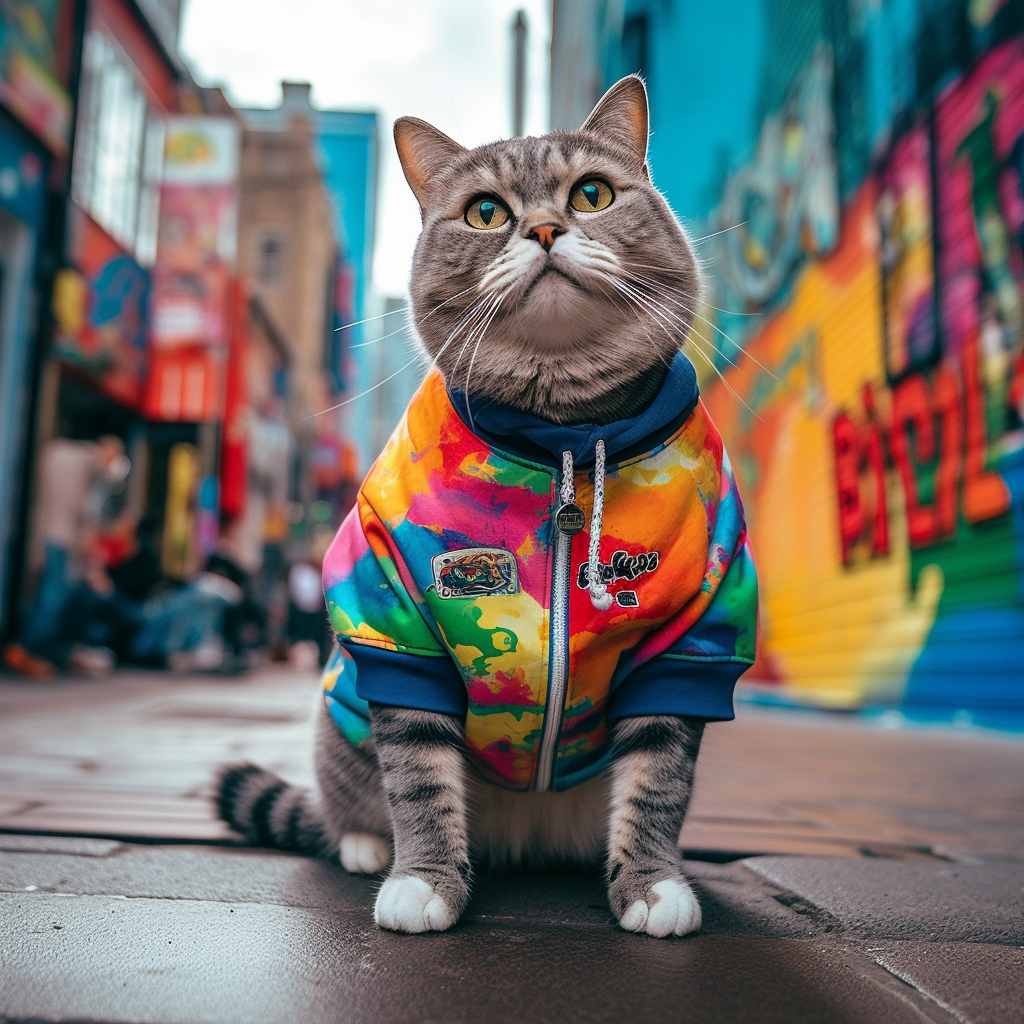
[287,526,333,670]
[125,518,264,674]
[60,510,163,671]
[3,435,129,679]
[204,518,266,668]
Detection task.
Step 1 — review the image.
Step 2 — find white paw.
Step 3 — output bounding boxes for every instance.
[374,875,457,933]
[618,878,702,937]
[339,832,391,874]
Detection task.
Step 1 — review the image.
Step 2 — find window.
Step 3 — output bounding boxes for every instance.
[72,30,163,265]
[257,228,287,287]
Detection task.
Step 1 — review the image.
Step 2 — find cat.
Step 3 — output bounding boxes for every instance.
[217,75,758,938]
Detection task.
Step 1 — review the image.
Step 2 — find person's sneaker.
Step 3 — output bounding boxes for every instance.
[67,645,116,677]
[2,643,56,680]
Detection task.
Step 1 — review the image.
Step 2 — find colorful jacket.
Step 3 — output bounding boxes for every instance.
[322,353,758,793]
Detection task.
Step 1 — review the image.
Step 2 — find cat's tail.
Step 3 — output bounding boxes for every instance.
[215,762,328,855]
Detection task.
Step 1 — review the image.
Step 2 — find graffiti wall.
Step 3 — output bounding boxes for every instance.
[697,17,1024,716]
[53,211,150,408]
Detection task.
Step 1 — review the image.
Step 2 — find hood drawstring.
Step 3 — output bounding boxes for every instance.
[559,440,613,612]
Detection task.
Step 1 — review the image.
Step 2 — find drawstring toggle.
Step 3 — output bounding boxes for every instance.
[554,502,585,535]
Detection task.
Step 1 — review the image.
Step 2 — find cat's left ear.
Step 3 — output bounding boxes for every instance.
[394,117,469,211]
[580,75,650,174]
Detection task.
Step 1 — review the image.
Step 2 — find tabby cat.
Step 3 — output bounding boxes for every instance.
[217,76,758,938]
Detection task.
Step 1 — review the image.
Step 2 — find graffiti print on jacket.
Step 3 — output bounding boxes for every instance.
[431,547,519,599]
[576,550,660,589]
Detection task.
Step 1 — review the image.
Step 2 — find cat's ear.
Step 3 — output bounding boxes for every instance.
[580,75,650,170]
[394,117,468,209]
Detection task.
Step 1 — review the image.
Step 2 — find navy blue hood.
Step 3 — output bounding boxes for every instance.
[448,352,700,470]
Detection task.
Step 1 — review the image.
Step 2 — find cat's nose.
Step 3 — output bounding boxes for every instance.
[527,223,566,252]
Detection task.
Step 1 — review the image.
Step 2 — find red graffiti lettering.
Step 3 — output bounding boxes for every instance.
[861,384,890,558]
[833,412,864,565]
[832,337,1009,562]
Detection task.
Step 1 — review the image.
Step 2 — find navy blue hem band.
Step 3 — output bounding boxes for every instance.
[345,641,468,716]
[608,658,748,722]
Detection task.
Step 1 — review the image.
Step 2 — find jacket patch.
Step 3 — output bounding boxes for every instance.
[576,550,660,591]
[431,547,520,599]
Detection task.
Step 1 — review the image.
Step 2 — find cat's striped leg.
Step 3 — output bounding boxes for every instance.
[369,704,472,934]
[606,715,705,937]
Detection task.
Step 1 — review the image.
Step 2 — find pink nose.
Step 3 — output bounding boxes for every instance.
[528,223,565,251]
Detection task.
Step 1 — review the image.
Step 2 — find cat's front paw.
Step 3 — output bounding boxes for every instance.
[612,876,701,937]
[374,874,463,933]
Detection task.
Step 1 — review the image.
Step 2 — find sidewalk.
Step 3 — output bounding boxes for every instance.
[1,668,1022,1024]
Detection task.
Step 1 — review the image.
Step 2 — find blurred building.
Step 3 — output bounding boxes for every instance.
[0,0,76,639]
[368,296,423,460]
[0,4,379,646]
[552,0,1024,720]
[237,101,340,509]
[241,83,380,476]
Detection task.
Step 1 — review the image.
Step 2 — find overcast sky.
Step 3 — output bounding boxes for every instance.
[178,0,551,297]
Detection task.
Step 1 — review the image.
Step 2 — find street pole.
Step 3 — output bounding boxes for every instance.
[512,9,527,137]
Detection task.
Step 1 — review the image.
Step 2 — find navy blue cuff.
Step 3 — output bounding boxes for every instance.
[345,641,468,716]
[608,658,749,722]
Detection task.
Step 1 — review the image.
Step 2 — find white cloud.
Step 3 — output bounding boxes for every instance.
[178,0,551,295]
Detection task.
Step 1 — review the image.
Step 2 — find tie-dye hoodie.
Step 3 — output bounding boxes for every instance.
[322,352,757,793]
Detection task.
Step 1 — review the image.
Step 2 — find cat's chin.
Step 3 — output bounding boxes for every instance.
[513,286,621,351]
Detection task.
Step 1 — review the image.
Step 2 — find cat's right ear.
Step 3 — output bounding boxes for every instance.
[394,117,468,211]
[580,75,650,173]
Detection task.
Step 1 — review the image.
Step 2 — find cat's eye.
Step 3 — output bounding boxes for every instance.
[465,197,510,230]
[570,180,614,213]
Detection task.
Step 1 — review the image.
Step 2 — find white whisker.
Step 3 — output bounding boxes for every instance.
[333,306,409,332]
[464,290,509,430]
[311,299,487,418]
[310,355,422,416]
[350,322,412,349]
[623,270,780,382]
[689,221,748,244]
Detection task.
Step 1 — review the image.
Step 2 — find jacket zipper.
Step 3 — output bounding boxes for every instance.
[536,483,573,792]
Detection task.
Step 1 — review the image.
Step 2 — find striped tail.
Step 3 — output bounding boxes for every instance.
[215,762,328,855]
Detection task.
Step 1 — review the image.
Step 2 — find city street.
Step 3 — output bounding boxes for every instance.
[1,667,1022,1024]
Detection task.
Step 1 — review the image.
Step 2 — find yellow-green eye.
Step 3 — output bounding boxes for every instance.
[570,180,614,213]
[466,198,510,229]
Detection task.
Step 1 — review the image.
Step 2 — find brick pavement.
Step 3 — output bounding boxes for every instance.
[2,667,1023,1024]
[0,668,1022,860]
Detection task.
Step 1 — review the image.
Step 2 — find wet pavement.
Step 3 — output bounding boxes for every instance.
[1,668,1023,1023]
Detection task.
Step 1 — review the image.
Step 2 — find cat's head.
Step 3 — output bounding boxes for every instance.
[395,76,701,424]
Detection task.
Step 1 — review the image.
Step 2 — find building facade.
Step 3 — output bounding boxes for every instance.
[553,0,1024,720]
[0,6,379,649]
[241,83,380,475]
[237,99,343,529]
[0,0,76,637]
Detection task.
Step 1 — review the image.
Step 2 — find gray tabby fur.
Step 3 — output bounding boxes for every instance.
[217,76,709,937]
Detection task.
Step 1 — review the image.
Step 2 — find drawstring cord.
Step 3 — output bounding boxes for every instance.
[588,439,613,610]
[560,440,613,612]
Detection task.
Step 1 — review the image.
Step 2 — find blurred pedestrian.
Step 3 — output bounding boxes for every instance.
[287,526,332,669]
[3,435,129,679]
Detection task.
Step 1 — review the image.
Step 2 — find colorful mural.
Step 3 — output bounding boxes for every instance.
[53,213,150,409]
[0,0,72,154]
[696,24,1024,716]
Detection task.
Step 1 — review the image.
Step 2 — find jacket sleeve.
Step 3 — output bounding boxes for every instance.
[321,497,467,716]
[608,452,759,723]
